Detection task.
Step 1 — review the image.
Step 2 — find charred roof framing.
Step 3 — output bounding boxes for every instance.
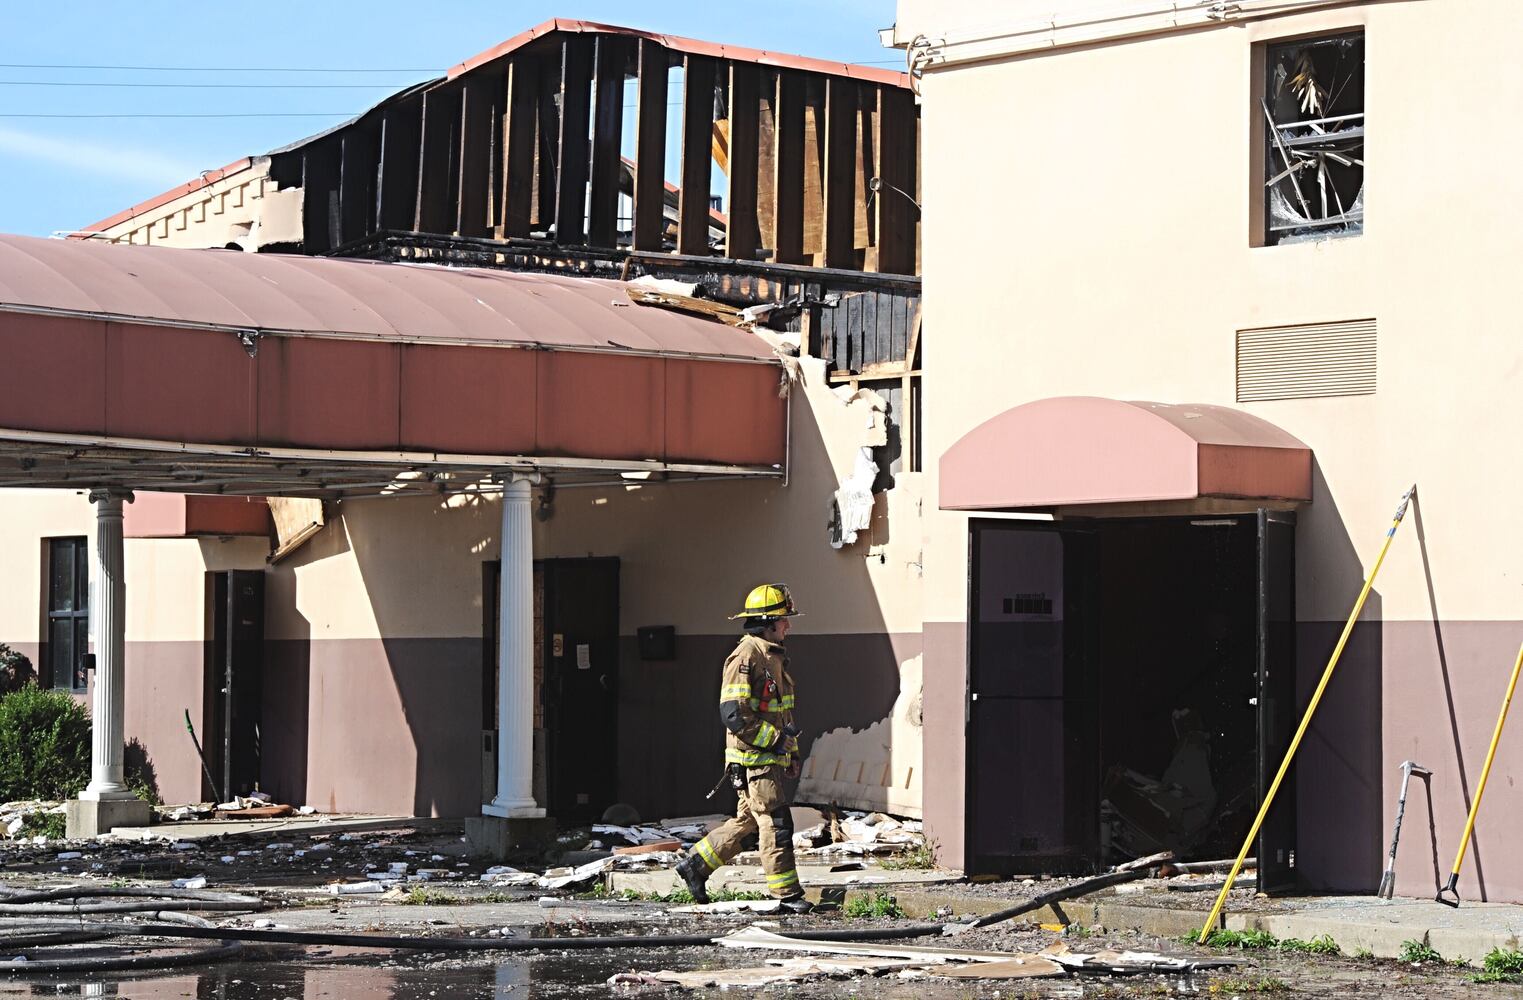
[266,20,920,275]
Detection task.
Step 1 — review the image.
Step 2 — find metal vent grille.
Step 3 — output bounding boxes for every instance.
[1236,319,1376,401]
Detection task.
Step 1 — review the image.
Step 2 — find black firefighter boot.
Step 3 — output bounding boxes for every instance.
[675,853,712,904]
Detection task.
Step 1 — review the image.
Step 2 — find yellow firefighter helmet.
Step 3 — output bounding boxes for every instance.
[729,583,803,620]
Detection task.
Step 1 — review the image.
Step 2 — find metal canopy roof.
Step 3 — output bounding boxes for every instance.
[0,236,787,499]
[940,396,1312,511]
[0,234,776,361]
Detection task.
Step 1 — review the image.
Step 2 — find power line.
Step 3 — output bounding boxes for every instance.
[0,62,439,73]
[0,81,418,89]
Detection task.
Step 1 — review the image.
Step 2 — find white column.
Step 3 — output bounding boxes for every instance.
[484,476,544,818]
[80,488,134,802]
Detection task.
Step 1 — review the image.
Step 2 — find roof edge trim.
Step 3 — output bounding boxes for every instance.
[70,157,258,240]
[0,303,784,366]
[449,17,911,88]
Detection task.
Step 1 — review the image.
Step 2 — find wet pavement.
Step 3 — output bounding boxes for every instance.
[1,923,1513,998]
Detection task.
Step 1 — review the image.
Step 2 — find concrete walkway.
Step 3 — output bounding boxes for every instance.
[610,865,1523,966]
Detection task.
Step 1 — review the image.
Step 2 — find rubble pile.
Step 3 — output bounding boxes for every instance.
[793,811,925,857]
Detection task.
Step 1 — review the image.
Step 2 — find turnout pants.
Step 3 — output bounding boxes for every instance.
[689,765,800,898]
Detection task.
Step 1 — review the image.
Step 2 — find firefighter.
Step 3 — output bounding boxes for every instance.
[675,584,810,911]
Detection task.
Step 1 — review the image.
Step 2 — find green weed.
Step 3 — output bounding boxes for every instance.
[1399,939,1442,964]
[1208,976,1291,994]
[1205,929,1279,950]
[879,840,937,871]
[1278,935,1340,956]
[1470,947,1523,983]
[844,891,905,919]
[1484,947,1523,975]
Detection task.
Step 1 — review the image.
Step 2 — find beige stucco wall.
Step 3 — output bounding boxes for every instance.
[0,489,266,645]
[265,356,924,644]
[916,0,1523,625]
[0,489,269,803]
[908,0,1523,890]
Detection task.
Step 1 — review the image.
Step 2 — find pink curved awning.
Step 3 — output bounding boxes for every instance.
[939,397,1312,511]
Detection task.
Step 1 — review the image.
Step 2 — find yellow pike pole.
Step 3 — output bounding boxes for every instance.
[1435,639,1523,906]
[1197,485,1415,943]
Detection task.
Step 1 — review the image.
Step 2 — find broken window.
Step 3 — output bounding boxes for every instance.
[1262,33,1364,245]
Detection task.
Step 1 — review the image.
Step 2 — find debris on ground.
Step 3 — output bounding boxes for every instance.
[792,810,926,858]
[609,956,927,989]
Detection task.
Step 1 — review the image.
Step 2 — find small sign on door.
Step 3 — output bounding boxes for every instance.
[552,634,564,658]
[576,644,591,670]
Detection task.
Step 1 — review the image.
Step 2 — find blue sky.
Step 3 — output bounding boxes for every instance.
[1,1,898,237]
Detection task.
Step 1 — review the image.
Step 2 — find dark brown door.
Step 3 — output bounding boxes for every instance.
[1256,509,1298,892]
[542,558,621,821]
[967,521,1099,875]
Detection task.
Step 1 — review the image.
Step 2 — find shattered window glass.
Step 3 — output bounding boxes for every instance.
[1263,33,1364,245]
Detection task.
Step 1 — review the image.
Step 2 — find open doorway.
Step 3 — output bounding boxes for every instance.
[483,557,621,823]
[202,570,265,801]
[967,512,1296,890]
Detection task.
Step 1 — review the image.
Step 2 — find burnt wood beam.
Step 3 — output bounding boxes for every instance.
[457,75,494,238]
[415,85,460,234]
[588,35,630,248]
[822,77,857,269]
[756,70,778,255]
[631,39,670,251]
[301,138,341,253]
[677,54,717,256]
[500,57,538,238]
[771,71,805,264]
[801,76,825,259]
[874,85,916,275]
[724,62,761,261]
[554,36,594,245]
[338,124,377,246]
[377,98,422,232]
[532,46,563,231]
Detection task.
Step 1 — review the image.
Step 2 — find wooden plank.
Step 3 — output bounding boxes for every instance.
[532,45,563,231]
[874,86,916,275]
[677,53,716,256]
[801,77,825,257]
[554,35,594,244]
[500,56,538,238]
[756,71,778,254]
[871,290,888,368]
[822,77,857,270]
[631,38,670,251]
[846,292,862,372]
[338,124,377,246]
[457,75,494,237]
[725,62,761,260]
[415,85,459,233]
[588,35,629,248]
[771,71,805,264]
[856,86,874,249]
[890,291,908,364]
[377,98,422,232]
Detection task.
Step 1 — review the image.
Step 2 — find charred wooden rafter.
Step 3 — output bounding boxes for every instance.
[272,24,918,274]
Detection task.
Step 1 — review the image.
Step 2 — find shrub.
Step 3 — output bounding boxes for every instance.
[0,644,36,694]
[0,686,91,801]
[20,811,66,839]
[124,738,161,805]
